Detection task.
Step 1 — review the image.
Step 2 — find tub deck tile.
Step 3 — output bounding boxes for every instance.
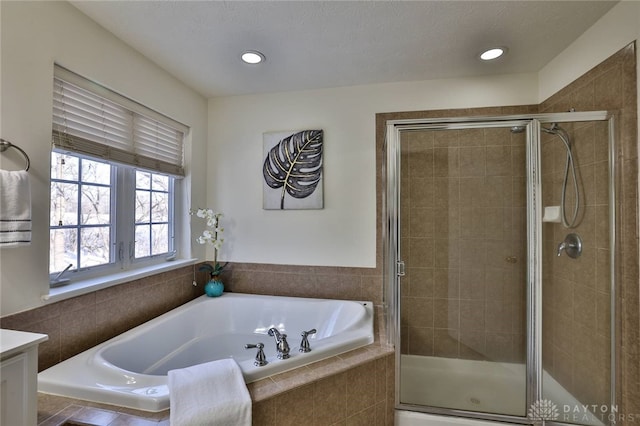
[38,343,394,425]
[246,377,284,401]
[269,365,318,389]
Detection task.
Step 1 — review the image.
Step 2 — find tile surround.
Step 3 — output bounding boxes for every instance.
[1,266,202,371]
[0,261,392,425]
[539,43,638,418]
[36,347,394,426]
[377,42,638,420]
[3,247,390,425]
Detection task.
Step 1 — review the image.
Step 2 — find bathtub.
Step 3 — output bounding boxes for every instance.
[38,293,374,412]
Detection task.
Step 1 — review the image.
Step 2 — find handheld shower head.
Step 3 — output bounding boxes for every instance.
[543,123,579,228]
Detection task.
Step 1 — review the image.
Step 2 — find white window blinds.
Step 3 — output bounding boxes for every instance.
[52,66,187,176]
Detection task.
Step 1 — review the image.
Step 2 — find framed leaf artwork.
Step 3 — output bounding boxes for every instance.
[263,130,323,210]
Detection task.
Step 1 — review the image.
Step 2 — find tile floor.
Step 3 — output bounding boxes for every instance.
[37,394,169,426]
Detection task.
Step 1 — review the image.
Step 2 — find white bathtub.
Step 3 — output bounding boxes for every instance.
[38,293,374,412]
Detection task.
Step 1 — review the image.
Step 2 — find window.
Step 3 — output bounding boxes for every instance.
[49,65,186,282]
[49,151,176,277]
[134,170,173,259]
[50,153,114,273]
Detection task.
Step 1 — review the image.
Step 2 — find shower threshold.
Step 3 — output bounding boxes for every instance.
[399,355,605,426]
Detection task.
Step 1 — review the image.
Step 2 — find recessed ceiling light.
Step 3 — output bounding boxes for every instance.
[480,47,506,61]
[241,50,265,64]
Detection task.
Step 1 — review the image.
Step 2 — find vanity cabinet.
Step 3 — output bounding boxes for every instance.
[1,329,48,426]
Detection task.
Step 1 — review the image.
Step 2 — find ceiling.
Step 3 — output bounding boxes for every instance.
[70,1,618,98]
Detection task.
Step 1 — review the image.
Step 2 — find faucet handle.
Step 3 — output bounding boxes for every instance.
[299,329,317,353]
[557,233,582,259]
[245,343,268,367]
[556,241,567,257]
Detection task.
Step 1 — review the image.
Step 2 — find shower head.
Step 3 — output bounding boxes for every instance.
[542,122,563,135]
[510,126,526,134]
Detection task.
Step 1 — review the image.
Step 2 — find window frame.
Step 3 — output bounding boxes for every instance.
[131,169,176,263]
[49,150,177,284]
[49,151,117,278]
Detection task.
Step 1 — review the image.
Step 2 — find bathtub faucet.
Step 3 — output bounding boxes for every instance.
[267,327,290,359]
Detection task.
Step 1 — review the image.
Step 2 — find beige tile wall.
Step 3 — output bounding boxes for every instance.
[540,119,612,407]
[222,262,382,305]
[0,265,201,371]
[539,42,639,418]
[0,261,384,373]
[252,352,394,426]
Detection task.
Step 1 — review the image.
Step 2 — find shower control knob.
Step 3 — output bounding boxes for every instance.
[557,233,582,259]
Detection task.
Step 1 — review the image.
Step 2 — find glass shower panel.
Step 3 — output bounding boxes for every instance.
[540,119,612,426]
[398,125,528,416]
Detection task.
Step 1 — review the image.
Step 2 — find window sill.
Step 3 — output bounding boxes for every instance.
[41,258,198,304]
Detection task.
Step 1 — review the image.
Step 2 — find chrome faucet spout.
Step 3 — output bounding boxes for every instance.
[268,327,290,359]
[267,327,282,343]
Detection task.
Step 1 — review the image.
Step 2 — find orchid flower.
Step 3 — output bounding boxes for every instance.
[190,208,227,277]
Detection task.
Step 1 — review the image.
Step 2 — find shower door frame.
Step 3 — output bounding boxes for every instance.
[384,111,616,426]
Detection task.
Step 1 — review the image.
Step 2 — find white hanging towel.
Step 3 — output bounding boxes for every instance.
[168,358,251,426]
[0,170,32,247]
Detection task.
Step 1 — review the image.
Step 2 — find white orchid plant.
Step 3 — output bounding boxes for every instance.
[191,208,227,279]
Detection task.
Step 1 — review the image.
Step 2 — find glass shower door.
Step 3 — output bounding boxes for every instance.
[396,123,529,417]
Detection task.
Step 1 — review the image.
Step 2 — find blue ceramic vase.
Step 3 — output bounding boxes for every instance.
[204,278,224,297]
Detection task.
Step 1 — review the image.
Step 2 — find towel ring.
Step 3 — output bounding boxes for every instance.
[0,138,30,171]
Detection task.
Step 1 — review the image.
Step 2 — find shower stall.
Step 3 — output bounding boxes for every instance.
[384,112,616,426]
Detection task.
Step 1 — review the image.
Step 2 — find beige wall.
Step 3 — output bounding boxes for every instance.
[539,44,638,416]
[0,1,208,316]
[538,1,640,103]
[207,75,538,268]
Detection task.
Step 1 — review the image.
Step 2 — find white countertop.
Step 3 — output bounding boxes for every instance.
[1,329,48,360]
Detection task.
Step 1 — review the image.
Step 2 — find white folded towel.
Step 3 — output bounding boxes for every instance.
[0,170,32,247]
[168,359,251,426]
